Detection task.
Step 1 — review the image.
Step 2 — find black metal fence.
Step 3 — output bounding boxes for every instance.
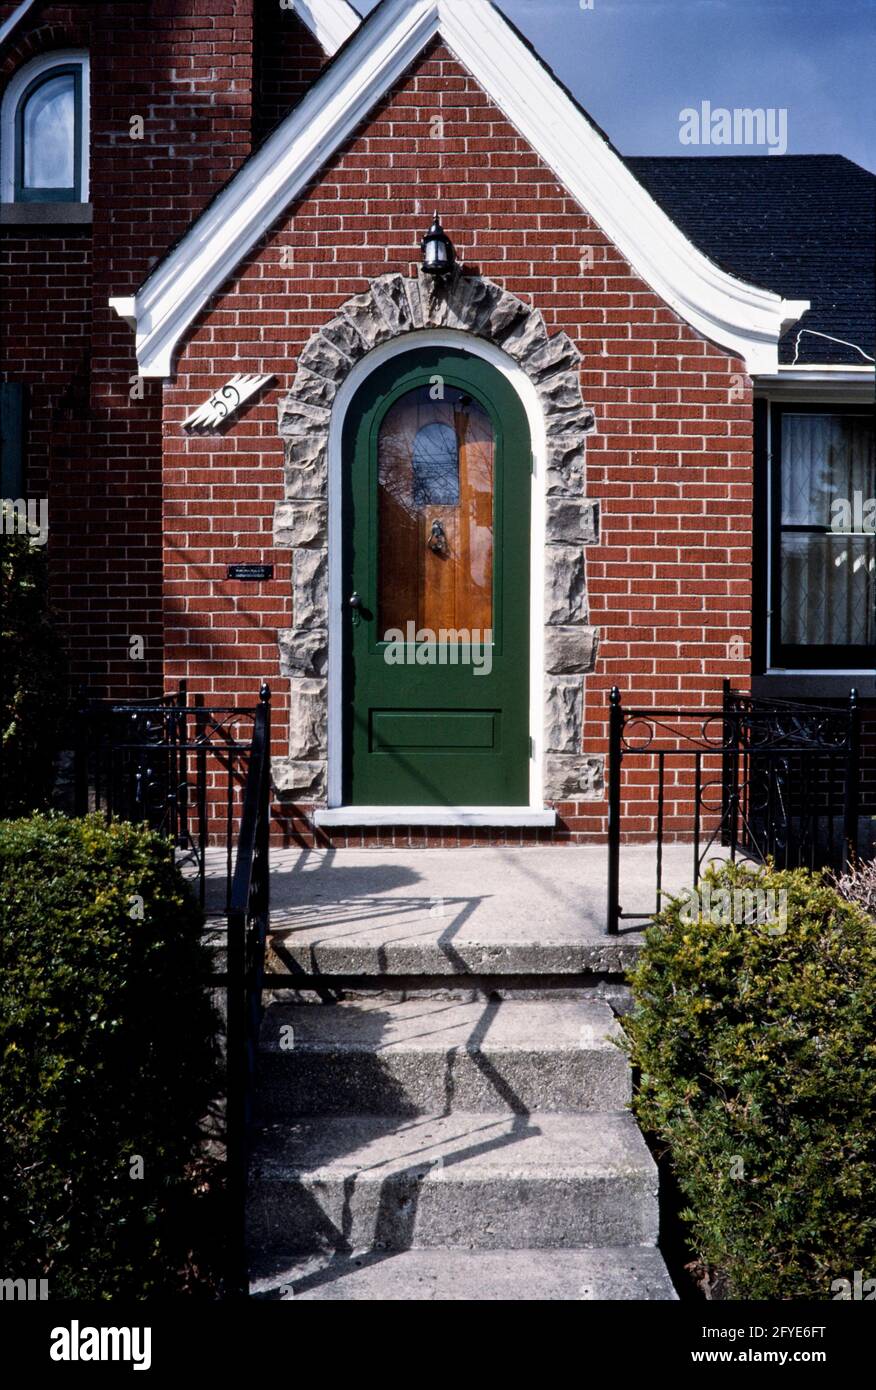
[73,680,264,911]
[607,683,862,935]
[72,680,272,1296]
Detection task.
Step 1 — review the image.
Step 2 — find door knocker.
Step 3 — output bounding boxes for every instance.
[427,519,449,556]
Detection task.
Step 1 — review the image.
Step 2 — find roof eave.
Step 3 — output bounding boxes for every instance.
[112,0,807,379]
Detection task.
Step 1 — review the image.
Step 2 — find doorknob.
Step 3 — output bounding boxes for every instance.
[348,591,364,626]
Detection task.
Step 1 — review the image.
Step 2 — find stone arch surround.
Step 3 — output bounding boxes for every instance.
[271,267,603,806]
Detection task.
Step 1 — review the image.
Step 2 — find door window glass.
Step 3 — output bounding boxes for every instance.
[378,385,494,636]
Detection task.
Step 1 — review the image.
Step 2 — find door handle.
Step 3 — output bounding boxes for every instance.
[349,592,362,609]
[348,591,364,626]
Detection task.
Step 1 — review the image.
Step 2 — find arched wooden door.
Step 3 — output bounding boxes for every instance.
[342,347,531,806]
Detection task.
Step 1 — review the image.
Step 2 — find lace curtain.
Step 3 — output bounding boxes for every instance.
[780,413,875,648]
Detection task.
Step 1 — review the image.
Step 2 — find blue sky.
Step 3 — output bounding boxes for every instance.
[356,0,876,171]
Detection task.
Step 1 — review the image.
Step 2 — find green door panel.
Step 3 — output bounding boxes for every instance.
[371,710,500,752]
[342,347,530,806]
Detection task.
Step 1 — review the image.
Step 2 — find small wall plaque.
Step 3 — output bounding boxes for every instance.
[227,563,274,581]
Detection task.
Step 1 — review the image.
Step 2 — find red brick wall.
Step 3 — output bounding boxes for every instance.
[253,3,326,146]
[1,0,256,696]
[161,40,755,846]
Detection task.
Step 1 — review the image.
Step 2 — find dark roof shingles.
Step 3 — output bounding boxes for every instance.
[624,154,875,366]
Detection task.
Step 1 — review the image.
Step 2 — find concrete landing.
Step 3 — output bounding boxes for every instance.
[203,843,696,975]
[251,1247,678,1301]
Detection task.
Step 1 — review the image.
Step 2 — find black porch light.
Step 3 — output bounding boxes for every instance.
[420,211,455,278]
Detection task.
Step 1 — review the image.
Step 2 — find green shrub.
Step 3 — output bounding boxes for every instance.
[0,814,221,1298]
[1,521,67,816]
[623,859,876,1300]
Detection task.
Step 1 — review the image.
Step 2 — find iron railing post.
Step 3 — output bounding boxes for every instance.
[225,679,272,1299]
[225,900,246,1299]
[258,680,271,916]
[842,687,861,870]
[73,687,89,816]
[606,686,622,935]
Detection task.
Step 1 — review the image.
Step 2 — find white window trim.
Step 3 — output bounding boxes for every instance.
[0,49,90,204]
[764,402,876,676]
[754,366,875,404]
[325,328,549,816]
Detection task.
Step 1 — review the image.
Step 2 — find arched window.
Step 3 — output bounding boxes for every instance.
[1,52,89,204]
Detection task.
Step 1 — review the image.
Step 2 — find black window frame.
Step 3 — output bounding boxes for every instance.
[766,401,875,671]
[14,62,83,203]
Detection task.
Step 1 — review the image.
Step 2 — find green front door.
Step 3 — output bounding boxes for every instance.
[342,348,531,806]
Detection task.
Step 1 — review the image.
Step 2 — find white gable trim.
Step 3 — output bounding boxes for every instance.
[0,0,38,50]
[291,0,360,55]
[110,0,808,378]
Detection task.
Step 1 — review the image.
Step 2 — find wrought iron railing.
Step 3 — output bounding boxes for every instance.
[73,680,262,911]
[225,682,271,1297]
[72,680,272,1296]
[607,683,862,935]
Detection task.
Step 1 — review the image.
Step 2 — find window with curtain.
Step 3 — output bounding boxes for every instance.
[772,409,875,667]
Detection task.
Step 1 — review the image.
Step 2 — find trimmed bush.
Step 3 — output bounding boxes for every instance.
[0,814,220,1298]
[623,859,876,1300]
[0,520,67,816]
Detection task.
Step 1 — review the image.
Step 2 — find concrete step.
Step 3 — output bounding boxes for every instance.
[257,998,630,1116]
[231,845,690,978]
[250,1247,678,1300]
[249,1110,658,1253]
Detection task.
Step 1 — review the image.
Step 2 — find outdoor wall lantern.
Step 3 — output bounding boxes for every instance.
[420,211,455,279]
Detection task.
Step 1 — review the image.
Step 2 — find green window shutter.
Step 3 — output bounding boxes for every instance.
[0,382,27,496]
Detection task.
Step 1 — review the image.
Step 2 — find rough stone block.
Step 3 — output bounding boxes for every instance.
[402,275,425,329]
[499,308,549,363]
[322,314,368,362]
[273,501,326,549]
[371,273,414,335]
[298,332,353,382]
[525,332,582,383]
[546,498,599,545]
[537,370,586,414]
[287,364,338,409]
[544,753,605,801]
[545,677,584,753]
[293,548,327,629]
[271,757,326,800]
[344,291,395,349]
[544,625,599,674]
[277,627,328,679]
[544,403,596,438]
[278,397,330,439]
[287,679,328,759]
[485,288,530,342]
[283,441,327,501]
[545,545,588,624]
[546,436,587,495]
